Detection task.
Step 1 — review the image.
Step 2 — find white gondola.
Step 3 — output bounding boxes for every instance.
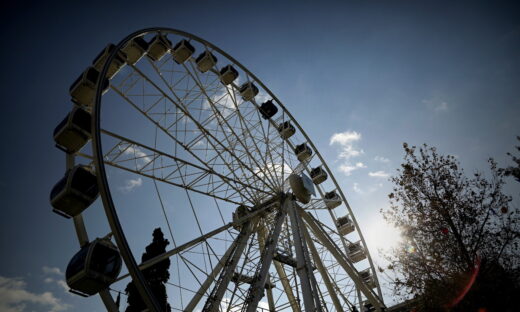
[172,39,195,64]
[53,107,91,154]
[259,100,278,119]
[121,36,148,65]
[147,34,172,61]
[336,215,355,236]
[66,239,122,296]
[219,65,239,85]
[195,50,217,73]
[278,121,296,139]
[232,272,275,289]
[359,268,376,289]
[294,143,312,162]
[69,67,109,107]
[92,44,127,79]
[50,165,99,218]
[239,82,259,101]
[347,241,366,263]
[324,190,341,209]
[289,173,315,204]
[310,166,328,184]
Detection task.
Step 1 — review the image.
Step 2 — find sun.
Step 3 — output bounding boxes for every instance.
[364,216,403,252]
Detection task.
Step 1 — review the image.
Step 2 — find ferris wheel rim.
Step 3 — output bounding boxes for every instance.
[91,27,384,311]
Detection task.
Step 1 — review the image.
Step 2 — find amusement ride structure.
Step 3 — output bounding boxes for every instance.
[50,28,386,312]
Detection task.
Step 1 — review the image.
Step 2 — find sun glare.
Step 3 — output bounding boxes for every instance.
[364,217,403,252]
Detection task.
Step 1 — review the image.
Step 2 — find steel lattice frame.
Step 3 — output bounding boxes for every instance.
[64,27,385,312]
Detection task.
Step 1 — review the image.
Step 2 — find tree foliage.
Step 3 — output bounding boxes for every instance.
[125,228,172,312]
[503,136,520,182]
[383,143,520,311]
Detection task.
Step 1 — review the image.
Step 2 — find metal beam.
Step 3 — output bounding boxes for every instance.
[184,235,241,311]
[301,220,344,312]
[274,262,300,312]
[243,202,287,312]
[288,200,319,312]
[258,223,300,312]
[299,210,385,311]
[114,202,273,283]
[203,223,253,312]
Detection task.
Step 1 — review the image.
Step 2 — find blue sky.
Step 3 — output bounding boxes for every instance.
[0,1,519,311]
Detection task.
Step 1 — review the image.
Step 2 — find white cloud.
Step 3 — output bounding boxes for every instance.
[330,130,366,176]
[353,182,363,194]
[203,85,239,119]
[368,171,390,178]
[122,146,152,166]
[55,280,68,293]
[374,156,390,163]
[254,162,291,181]
[338,145,364,159]
[42,267,69,295]
[42,267,62,276]
[44,278,69,293]
[0,276,70,312]
[119,177,143,192]
[330,131,361,146]
[352,182,384,195]
[339,162,366,176]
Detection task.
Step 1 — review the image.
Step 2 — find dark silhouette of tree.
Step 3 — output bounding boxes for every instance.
[125,228,171,312]
[382,143,520,311]
[503,136,520,182]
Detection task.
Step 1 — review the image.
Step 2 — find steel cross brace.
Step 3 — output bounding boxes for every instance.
[243,199,288,312]
[288,200,324,312]
[203,222,253,312]
[299,209,386,311]
[185,233,243,311]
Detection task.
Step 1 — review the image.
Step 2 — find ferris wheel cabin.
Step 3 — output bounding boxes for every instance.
[259,100,278,119]
[359,268,376,289]
[289,173,316,204]
[53,107,91,154]
[92,44,127,80]
[147,34,172,61]
[310,166,328,184]
[196,51,218,73]
[347,241,367,263]
[324,190,341,209]
[336,215,355,236]
[122,36,149,65]
[294,143,312,162]
[66,239,122,296]
[219,65,239,85]
[278,121,296,139]
[239,82,259,101]
[172,39,195,64]
[69,67,109,107]
[50,165,99,218]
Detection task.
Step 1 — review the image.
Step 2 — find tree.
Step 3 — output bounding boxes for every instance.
[503,136,520,182]
[382,143,520,311]
[125,228,172,312]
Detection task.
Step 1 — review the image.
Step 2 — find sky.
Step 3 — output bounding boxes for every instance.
[0,1,519,311]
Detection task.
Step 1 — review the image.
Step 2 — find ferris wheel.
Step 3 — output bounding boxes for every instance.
[50,28,386,312]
